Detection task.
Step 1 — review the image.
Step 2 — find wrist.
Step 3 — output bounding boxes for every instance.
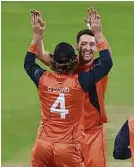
[97,41,108,51]
[31,34,42,45]
[33,34,43,38]
[94,32,103,37]
[94,32,103,40]
[94,33,105,44]
[28,44,38,55]
[95,33,108,51]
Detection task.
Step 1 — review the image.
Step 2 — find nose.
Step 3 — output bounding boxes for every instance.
[86,44,91,50]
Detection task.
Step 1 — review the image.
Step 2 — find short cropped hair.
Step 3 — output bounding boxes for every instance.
[76,29,94,43]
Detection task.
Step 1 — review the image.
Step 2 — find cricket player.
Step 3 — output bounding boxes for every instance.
[30,7,112,167]
[113,116,134,167]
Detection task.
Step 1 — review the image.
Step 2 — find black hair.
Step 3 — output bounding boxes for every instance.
[76,29,94,43]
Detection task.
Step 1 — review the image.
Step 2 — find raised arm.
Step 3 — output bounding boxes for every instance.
[79,8,113,92]
[37,39,52,66]
[78,45,113,92]
[113,120,131,160]
[24,13,46,87]
[85,7,112,55]
[30,9,52,66]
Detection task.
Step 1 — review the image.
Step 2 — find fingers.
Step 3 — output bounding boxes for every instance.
[30,9,45,28]
[90,6,94,15]
[30,10,45,35]
[87,6,100,20]
[90,16,95,25]
[30,9,40,24]
[38,17,45,27]
[32,14,38,26]
[31,13,34,25]
[88,6,98,15]
[86,6,99,27]
[30,10,37,26]
[30,9,41,16]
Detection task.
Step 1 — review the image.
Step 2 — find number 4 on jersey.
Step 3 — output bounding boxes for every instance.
[50,93,68,119]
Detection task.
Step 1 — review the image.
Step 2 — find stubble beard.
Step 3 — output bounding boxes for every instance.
[79,48,94,65]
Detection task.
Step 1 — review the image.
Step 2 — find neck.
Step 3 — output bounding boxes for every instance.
[79,58,94,67]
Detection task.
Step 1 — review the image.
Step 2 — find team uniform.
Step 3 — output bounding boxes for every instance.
[24,44,112,167]
[76,48,110,167]
[113,116,134,167]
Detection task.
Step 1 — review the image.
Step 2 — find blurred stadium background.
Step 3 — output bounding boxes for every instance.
[2,1,134,167]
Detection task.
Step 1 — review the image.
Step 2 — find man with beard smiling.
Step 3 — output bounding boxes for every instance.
[74,8,112,166]
[75,28,110,167]
[30,6,112,167]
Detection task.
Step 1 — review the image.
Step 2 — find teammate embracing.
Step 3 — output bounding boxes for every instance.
[29,7,113,167]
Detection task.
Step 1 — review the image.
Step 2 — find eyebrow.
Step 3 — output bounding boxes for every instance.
[81,41,95,44]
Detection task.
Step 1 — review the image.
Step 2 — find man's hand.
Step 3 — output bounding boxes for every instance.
[29,9,51,65]
[84,7,112,54]
[30,9,46,44]
[84,7,102,35]
[30,12,45,45]
[30,9,45,28]
[31,10,45,35]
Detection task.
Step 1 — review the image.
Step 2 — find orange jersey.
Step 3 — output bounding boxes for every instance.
[77,59,108,130]
[37,71,85,143]
[25,49,112,143]
[25,46,113,167]
[128,116,134,167]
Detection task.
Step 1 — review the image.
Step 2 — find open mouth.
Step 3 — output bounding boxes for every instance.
[84,51,93,57]
[85,53,91,56]
[83,50,93,56]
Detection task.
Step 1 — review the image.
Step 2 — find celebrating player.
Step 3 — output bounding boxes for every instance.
[75,8,112,167]
[29,7,112,167]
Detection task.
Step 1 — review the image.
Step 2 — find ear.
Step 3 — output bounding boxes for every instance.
[75,43,79,51]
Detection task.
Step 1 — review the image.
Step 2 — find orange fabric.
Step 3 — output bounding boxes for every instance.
[96,76,108,124]
[82,125,107,167]
[37,71,85,144]
[28,44,38,55]
[97,42,108,51]
[76,49,109,166]
[77,63,108,130]
[128,116,134,167]
[31,139,55,167]
[100,76,108,96]
[31,138,84,167]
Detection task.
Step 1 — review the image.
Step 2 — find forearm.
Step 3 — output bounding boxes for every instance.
[31,34,41,47]
[95,33,112,55]
[37,39,44,57]
[24,39,39,72]
[102,34,112,55]
[95,49,113,82]
[79,48,113,92]
[37,39,52,66]
[24,38,45,87]
[25,35,41,70]
[95,33,113,74]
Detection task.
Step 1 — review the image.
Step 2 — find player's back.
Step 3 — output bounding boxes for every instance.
[37,71,85,143]
[25,42,113,167]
